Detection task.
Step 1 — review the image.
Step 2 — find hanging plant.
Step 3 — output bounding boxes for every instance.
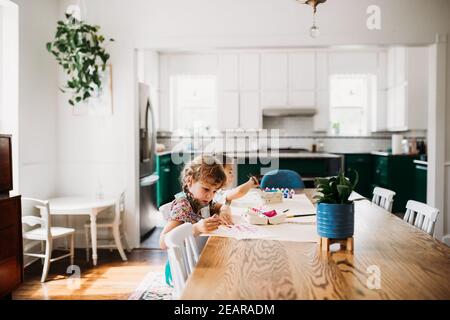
[46,13,114,106]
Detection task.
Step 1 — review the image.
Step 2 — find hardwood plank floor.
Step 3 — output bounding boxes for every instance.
[13,249,167,300]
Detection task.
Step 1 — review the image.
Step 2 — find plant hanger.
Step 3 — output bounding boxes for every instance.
[46,3,114,106]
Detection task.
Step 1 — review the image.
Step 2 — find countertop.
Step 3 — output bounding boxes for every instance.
[371,151,421,157]
[413,160,428,166]
[156,150,342,159]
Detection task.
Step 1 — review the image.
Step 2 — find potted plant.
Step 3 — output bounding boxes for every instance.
[46,13,114,106]
[314,169,359,239]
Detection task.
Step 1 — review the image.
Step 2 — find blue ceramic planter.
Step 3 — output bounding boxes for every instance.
[317,203,354,239]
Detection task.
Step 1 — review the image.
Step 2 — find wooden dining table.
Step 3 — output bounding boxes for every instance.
[181,189,450,299]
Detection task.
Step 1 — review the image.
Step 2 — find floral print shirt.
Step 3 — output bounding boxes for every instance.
[169,192,203,224]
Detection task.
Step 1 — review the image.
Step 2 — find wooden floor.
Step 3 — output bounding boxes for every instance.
[13,248,167,300]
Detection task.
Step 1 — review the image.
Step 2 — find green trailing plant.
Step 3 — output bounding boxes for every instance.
[314,168,359,204]
[46,13,114,106]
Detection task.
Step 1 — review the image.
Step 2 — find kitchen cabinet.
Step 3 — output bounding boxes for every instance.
[239,92,260,129]
[343,154,373,198]
[313,91,329,132]
[156,153,172,207]
[218,92,240,129]
[386,47,428,131]
[239,53,259,91]
[156,153,186,207]
[218,54,238,91]
[371,153,418,213]
[413,160,427,203]
[261,53,288,91]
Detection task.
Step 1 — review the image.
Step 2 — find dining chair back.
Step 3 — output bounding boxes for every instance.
[403,200,440,236]
[164,223,199,298]
[372,187,396,212]
[260,169,305,189]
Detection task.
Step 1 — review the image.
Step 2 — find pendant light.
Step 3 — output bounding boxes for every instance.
[297,0,327,38]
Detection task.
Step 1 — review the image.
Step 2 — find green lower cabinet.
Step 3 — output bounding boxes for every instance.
[371,154,418,213]
[343,154,373,199]
[413,162,427,203]
[156,154,172,207]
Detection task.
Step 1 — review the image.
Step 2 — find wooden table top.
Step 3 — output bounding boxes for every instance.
[181,189,450,300]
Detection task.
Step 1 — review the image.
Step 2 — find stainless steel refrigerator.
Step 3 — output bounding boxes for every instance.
[138,83,159,240]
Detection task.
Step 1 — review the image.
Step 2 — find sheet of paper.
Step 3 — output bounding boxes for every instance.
[205,193,319,243]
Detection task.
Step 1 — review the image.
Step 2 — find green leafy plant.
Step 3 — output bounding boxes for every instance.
[314,168,359,204]
[46,13,114,106]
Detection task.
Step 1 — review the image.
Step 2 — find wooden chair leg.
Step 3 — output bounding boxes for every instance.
[84,225,90,262]
[70,233,75,266]
[40,241,45,265]
[41,240,52,283]
[112,224,127,261]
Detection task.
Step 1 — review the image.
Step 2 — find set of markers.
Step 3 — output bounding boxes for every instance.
[263,187,295,199]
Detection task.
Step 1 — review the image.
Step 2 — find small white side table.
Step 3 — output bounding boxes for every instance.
[45,196,126,266]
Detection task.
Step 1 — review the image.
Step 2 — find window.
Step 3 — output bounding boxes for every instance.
[329,74,375,136]
[170,75,217,131]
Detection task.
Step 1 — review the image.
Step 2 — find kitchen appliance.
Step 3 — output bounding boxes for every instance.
[138,83,159,240]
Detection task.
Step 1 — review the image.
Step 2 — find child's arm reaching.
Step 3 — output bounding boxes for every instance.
[225,176,259,202]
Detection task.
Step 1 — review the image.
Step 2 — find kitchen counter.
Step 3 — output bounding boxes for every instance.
[371,151,420,157]
[157,150,342,159]
[413,160,428,166]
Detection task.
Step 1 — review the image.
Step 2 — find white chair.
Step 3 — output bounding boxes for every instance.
[164,223,200,299]
[22,198,75,282]
[403,200,440,236]
[159,202,172,221]
[372,187,396,212]
[84,192,129,262]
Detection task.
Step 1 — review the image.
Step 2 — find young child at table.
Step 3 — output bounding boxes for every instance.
[159,155,231,250]
[159,155,231,286]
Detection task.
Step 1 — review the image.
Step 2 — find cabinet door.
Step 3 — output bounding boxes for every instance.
[240,92,260,129]
[218,93,239,129]
[394,47,406,85]
[289,91,315,107]
[261,92,287,108]
[394,84,407,130]
[313,91,329,132]
[261,53,288,91]
[239,53,259,91]
[316,53,329,91]
[289,53,315,91]
[218,54,238,91]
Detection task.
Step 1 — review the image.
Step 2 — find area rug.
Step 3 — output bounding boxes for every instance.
[128,270,173,300]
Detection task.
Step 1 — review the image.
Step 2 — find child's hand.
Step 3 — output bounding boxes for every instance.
[219,205,234,226]
[194,216,221,234]
[248,176,260,188]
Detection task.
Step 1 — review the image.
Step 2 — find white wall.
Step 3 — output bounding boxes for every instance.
[12,0,59,199]
[0,0,19,193]
[53,0,450,245]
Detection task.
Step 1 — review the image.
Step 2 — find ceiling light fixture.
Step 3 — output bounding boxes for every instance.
[297,0,327,38]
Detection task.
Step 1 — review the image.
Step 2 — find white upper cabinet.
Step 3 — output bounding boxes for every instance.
[316,53,329,91]
[386,46,428,131]
[261,53,288,91]
[328,52,378,74]
[218,92,239,130]
[239,92,260,129]
[239,53,259,91]
[218,54,238,91]
[289,53,315,91]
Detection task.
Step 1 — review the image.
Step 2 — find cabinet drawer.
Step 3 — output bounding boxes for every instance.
[0,226,18,261]
[0,257,22,297]
[0,136,13,193]
[0,197,21,230]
